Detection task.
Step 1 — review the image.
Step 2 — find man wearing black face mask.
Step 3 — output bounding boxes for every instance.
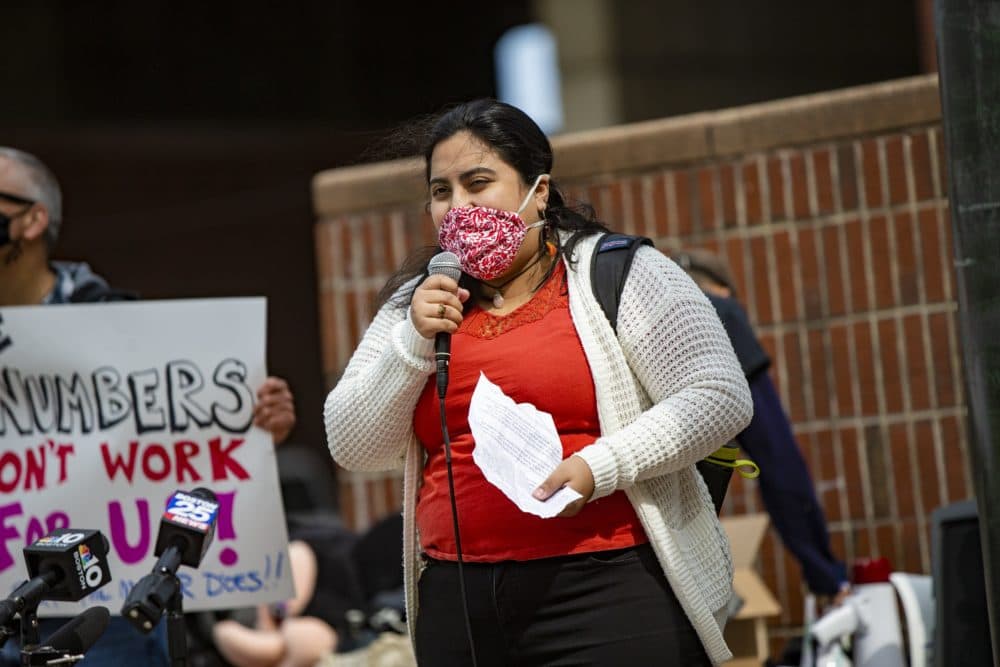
[0,148,132,306]
[0,147,299,666]
[0,146,170,667]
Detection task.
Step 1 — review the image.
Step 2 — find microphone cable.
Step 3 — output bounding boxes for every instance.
[428,250,478,665]
[438,392,479,667]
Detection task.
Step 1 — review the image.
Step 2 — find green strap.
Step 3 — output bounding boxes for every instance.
[704,447,761,479]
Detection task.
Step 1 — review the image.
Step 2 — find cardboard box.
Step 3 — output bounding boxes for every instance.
[721,513,781,666]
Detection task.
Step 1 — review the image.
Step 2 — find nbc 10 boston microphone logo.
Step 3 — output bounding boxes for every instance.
[27,528,112,599]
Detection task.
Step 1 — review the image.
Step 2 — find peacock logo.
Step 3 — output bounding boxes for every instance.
[77,543,104,588]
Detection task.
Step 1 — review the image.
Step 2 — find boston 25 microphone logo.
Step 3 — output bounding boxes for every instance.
[164,491,220,534]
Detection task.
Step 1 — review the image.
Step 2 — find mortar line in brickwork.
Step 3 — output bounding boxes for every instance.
[756,154,772,224]
[803,150,838,490]
[751,301,958,337]
[742,156,766,407]
[632,153,943,219]
[788,155,814,425]
[349,217,373,343]
[924,127,956,306]
[768,155,793,412]
[881,148,905,310]
[726,158,758,521]
[664,171,680,241]
[851,140,881,549]
[369,477,388,520]
[392,476,404,511]
[389,212,407,275]
[716,165,732,250]
[324,276,392,292]
[672,199,945,249]
[774,543,791,626]
[902,133,932,571]
[833,214,860,424]
[859,139,889,418]
[739,238,759,332]
[779,150,795,227]
[739,198,761,335]
[927,126,944,201]
[620,178,637,236]
[329,220,352,374]
[826,144,855,547]
[825,515,915,532]
[598,186,613,232]
[788,405,967,435]
[734,162,747,229]
[367,217,386,308]
[367,214,388,290]
[792,237,818,419]
[876,138,905,538]
[710,164,724,234]
[347,470,372,530]
[805,149,820,219]
[640,174,656,240]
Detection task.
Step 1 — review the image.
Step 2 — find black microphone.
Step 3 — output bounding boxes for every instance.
[122,487,219,632]
[40,605,110,654]
[0,529,111,626]
[428,251,462,398]
[152,487,219,569]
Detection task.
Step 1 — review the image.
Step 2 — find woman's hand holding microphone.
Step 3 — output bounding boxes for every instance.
[411,274,470,340]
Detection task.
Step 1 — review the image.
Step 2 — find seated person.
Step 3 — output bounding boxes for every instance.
[212,540,338,667]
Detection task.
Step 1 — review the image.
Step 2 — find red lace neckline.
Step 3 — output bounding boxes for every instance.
[460,262,567,340]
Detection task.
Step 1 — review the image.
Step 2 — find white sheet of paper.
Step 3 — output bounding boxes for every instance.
[468,372,583,518]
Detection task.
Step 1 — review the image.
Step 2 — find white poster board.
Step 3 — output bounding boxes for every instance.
[0,298,294,615]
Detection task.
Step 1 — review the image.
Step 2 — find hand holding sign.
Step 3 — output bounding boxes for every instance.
[254,377,296,445]
[0,298,293,615]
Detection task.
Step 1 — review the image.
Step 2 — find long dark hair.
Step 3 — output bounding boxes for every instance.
[377,99,611,309]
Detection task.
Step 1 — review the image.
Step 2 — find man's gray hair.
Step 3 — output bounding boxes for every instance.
[0,147,63,248]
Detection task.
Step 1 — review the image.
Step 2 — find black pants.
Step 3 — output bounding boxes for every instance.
[415,544,711,666]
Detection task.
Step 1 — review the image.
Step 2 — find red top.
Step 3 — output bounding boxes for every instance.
[413,263,647,562]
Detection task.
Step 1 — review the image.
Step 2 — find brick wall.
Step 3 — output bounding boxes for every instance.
[312,74,969,652]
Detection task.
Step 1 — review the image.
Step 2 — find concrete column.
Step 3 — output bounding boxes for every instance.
[535,0,624,132]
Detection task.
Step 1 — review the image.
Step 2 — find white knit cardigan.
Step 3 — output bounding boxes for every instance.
[324,233,753,665]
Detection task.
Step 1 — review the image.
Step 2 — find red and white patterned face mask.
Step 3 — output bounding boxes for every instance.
[437,174,547,281]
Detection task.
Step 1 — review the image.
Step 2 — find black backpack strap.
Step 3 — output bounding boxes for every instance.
[591,233,746,515]
[590,233,653,333]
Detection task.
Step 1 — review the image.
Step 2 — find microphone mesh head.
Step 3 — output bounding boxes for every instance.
[46,605,111,653]
[428,252,462,282]
[190,487,218,502]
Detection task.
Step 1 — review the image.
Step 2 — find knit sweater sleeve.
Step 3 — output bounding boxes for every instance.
[574,247,753,500]
[324,280,436,472]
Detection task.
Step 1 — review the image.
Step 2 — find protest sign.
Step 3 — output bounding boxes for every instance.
[0,298,294,615]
